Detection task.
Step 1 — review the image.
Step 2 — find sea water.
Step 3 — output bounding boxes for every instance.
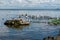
[0,10,60,40]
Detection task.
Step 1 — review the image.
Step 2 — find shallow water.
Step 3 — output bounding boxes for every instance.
[0,10,60,40]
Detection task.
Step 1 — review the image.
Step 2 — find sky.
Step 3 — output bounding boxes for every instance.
[0,0,60,9]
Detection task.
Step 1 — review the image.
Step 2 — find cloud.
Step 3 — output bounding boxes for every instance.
[0,0,7,6]
[0,0,60,9]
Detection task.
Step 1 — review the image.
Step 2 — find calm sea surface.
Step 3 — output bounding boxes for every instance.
[0,10,60,40]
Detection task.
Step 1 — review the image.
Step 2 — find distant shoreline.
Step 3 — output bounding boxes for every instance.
[0,9,60,10]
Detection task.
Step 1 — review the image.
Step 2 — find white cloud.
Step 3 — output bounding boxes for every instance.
[0,0,59,9]
[13,0,57,7]
[0,1,6,6]
[0,0,54,6]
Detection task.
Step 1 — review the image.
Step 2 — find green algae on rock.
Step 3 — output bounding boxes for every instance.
[48,18,60,25]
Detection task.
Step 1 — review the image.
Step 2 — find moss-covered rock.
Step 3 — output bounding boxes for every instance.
[48,18,60,25]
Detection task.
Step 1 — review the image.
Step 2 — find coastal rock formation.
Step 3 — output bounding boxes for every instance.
[4,18,30,25]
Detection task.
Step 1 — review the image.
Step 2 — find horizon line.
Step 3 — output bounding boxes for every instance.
[0,9,60,10]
